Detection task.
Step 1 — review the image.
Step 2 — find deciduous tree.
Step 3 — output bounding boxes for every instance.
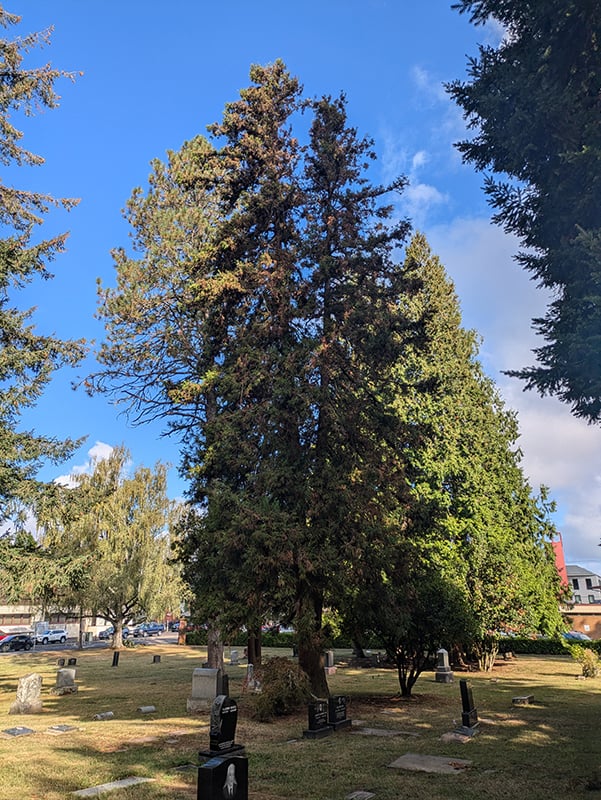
[43,446,186,649]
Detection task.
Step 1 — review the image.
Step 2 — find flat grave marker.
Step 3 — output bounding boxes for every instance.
[1,726,35,738]
[388,752,472,774]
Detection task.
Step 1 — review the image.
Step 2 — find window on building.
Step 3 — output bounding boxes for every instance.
[575,594,582,603]
[589,595,595,603]
[586,578,593,589]
[573,578,580,590]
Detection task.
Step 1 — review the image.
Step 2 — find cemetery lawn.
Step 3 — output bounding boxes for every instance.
[0,645,600,799]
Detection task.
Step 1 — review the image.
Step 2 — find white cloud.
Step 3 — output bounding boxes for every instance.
[54,441,115,487]
[404,181,447,226]
[411,65,448,104]
[424,215,601,573]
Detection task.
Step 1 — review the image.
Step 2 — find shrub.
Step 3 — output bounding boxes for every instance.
[569,644,601,677]
[245,657,311,722]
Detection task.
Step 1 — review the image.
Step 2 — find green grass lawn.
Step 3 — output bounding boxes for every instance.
[0,644,600,799]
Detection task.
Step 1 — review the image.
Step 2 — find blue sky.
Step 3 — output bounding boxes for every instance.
[11,2,601,571]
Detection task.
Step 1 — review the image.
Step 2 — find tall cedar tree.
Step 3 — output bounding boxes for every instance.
[355,235,563,693]
[0,10,85,526]
[447,0,601,422]
[93,63,411,694]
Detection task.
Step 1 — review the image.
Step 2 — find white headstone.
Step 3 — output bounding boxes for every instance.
[9,673,43,714]
[187,667,222,713]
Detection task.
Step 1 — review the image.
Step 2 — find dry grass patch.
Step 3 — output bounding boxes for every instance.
[1,647,601,798]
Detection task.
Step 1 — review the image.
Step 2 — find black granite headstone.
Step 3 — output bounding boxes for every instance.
[210,696,238,753]
[199,695,244,758]
[303,699,332,739]
[197,754,248,800]
[57,658,65,667]
[112,651,120,667]
[328,695,352,731]
[68,657,77,666]
[459,679,479,730]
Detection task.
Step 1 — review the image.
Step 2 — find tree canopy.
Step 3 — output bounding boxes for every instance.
[351,234,563,692]
[0,9,85,529]
[93,61,564,693]
[42,446,186,649]
[448,0,601,422]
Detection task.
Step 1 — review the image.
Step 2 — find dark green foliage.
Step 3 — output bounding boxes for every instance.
[448,0,601,421]
[499,637,568,655]
[245,657,312,722]
[94,62,410,695]
[351,235,564,689]
[0,10,86,529]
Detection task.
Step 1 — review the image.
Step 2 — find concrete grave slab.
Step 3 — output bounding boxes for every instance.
[512,695,535,705]
[71,777,155,797]
[388,753,472,774]
[441,731,473,744]
[1,726,35,738]
[346,792,376,800]
[46,724,80,735]
[129,736,159,744]
[352,727,419,737]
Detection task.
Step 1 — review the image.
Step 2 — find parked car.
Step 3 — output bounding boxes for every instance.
[168,620,181,631]
[0,634,34,652]
[132,622,164,637]
[36,629,68,645]
[562,630,592,641]
[98,626,130,640]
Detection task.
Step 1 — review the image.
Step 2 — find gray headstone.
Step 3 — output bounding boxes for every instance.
[9,673,43,715]
[52,667,77,695]
[435,648,454,683]
[187,667,222,713]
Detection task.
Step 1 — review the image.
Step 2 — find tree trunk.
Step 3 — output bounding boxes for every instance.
[296,589,328,697]
[77,606,85,650]
[112,619,125,650]
[207,625,224,670]
[247,630,262,666]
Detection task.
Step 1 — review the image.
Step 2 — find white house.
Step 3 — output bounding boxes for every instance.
[566,564,601,605]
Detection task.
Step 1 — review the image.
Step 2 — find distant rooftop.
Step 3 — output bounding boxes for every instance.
[566,564,600,577]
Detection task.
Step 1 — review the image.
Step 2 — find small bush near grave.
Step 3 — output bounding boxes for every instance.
[245,657,311,722]
[569,644,601,677]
